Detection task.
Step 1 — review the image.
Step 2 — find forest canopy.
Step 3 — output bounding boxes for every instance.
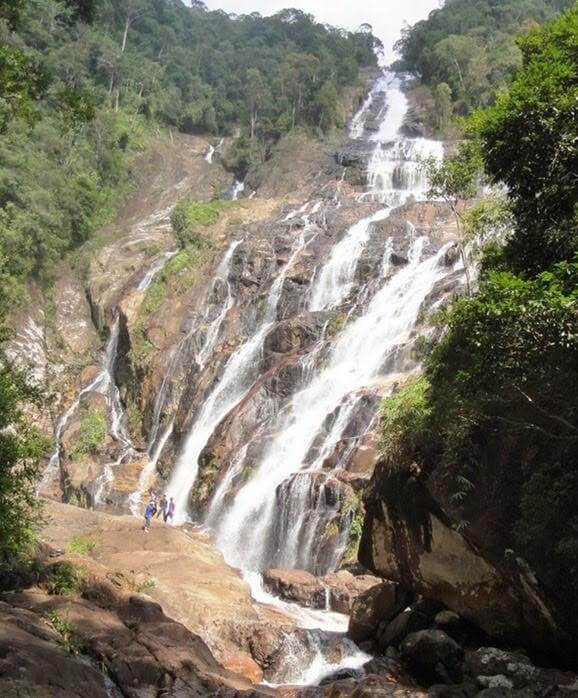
[394,0,574,118]
[0,0,379,300]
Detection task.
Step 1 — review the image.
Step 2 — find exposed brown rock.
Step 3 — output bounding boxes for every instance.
[39,500,295,680]
[348,581,409,644]
[360,461,561,653]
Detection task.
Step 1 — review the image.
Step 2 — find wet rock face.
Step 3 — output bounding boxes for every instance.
[262,568,382,614]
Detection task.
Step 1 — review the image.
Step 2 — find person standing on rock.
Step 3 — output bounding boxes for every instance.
[157,494,168,520]
[166,496,175,523]
[143,500,155,532]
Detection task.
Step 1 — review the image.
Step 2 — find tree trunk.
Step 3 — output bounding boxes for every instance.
[453,206,471,296]
[121,13,130,54]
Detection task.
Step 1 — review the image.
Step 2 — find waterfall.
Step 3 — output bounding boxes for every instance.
[137,64,459,686]
[41,316,134,501]
[309,74,442,312]
[167,209,319,521]
[197,240,242,368]
[204,144,215,163]
[230,179,245,201]
[309,207,392,311]
[204,137,224,164]
[215,237,452,571]
[207,72,453,576]
[129,240,242,511]
[137,249,178,292]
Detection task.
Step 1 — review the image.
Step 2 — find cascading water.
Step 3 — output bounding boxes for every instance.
[41,316,134,502]
[309,74,442,313]
[215,237,451,571]
[146,66,459,686]
[230,179,245,201]
[168,207,320,521]
[43,247,180,501]
[137,249,178,292]
[129,239,242,512]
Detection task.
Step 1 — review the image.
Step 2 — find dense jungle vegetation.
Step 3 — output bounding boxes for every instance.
[0,0,378,303]
[383,4,578,644]
[394,0,574,130]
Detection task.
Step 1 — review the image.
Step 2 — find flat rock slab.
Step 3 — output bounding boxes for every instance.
[263,568,382,614]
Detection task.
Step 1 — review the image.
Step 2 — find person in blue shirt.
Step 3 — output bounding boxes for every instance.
[143,500,155,532]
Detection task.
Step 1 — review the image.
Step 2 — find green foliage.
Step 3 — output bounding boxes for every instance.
[0,364,49,566]
[395,0,573,118]
[395,8,578,638]
[70,407,107,459]
[425,140,483,205]
[66,534,96,555]
[44,610,82,653]
[0,0,377,299]
[345,513,364,562]
[43,561,83,596]
[462,196,513,243]
[170,198,226,248]
[472,5,578,275]
[424,138,484,293]
[380,376,433,464]
[0,44,49,131]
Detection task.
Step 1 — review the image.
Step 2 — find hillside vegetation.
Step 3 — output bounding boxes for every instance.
[382,5,578,647]
[394,0,574,130]
[0,0,378,304]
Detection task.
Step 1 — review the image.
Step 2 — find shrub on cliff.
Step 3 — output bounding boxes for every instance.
[70,407,107,459]
[0,364,49,567]
[171,199,226,249]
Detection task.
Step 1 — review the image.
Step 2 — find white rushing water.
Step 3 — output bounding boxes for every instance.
[310,74,443,312]
[230,179,245,201]
[137,249,178,292]
[215,237,451,570]
[42,316,134,500]
[129,240,242,512]
[204,144,215,163]
[168,208,319,521]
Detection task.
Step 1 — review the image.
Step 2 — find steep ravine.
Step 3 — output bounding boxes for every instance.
[31,69,461,689]
[7,63,576,698]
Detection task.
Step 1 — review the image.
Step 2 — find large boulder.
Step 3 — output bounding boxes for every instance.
[263,569,326,608]
[399,629,464,684]
[360,461,561,654]
[262,569,382,614]
[464,647,578,693]
[348,581,409,644]
[376,598,442,650]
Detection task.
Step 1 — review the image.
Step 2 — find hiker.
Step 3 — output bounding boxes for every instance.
[143,500,155,532]
[166,496,175,523]
[157,494,168,520]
